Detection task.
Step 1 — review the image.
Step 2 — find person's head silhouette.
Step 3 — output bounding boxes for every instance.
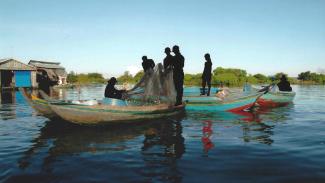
[108,77,117,85]
[172,45,180,54]
[204,53,211,61]
[165,47,171,55]
[142,56,147,61]
[280,75,287,81]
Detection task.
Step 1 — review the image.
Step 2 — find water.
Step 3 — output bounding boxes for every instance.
[0,85,325,183]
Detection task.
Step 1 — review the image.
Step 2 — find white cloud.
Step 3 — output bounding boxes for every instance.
[126,65,142,76]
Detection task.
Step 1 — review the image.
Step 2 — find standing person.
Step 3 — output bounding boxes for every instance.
[163,47,173,70]
[172,45,185,106]
[201,53,212,96]
[142,56,155,72]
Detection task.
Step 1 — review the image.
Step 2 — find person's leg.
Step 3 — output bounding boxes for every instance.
[201,78,206,95]
[207,77,211,96]
[178,76,184,104]
[174,76,180,105]
[174,75,183,106]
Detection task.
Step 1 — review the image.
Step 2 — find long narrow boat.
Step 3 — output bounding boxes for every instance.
[20,88,57,118]
[184,93,260,112]
[49,102,185,125]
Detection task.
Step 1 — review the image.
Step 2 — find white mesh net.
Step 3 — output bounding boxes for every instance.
[125,63,176,105]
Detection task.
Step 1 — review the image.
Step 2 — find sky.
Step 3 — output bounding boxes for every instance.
[1,0,325,77]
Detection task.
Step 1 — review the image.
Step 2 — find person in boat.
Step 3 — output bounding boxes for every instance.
[142,56,155,72]
[277,75,292,92]
[215,82,229,100]
[163,47,173,71]
[201,53,212,96]
[172,45,185,106]
[104,77,126,99]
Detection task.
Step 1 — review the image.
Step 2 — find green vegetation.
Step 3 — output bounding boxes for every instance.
[116,71,145,84]
[298,71,325,84]
[67,68,325,86]
[67,72,106,84]
[115,67,281,86]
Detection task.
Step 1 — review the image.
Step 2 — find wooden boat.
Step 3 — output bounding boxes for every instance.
[49,102,185,125]
[184,93,261,112]
[247,85,296,107]
[257,91,296,107]
[20,88,56,118]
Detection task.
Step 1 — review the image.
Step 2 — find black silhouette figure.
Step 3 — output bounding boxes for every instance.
[201,53,212,96]
[38,70,53,95]
[277,75,292,92]
[172,45,185,106]
[104,77,125,99]
[142,56,155,72]
[163,47,173,70]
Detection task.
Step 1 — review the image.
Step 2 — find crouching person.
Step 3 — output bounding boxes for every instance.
[104,77,126,99]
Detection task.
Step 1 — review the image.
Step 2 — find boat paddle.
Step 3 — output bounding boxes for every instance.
[247,83,274,111]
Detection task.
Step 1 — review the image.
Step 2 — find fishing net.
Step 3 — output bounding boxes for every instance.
[124,63,177,105]
[124,63,176,105]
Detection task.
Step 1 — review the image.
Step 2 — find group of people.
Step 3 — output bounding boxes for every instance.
[105,46,292,104]
[105,45,185,106]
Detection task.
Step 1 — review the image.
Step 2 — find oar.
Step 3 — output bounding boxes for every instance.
[247,84,274,111]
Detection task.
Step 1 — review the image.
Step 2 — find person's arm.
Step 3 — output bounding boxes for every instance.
[142,62,145,71]
[181,56,185,68]
[127,72,147,92]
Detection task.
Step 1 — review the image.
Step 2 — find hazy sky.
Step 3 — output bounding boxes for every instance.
[1,0,324,77]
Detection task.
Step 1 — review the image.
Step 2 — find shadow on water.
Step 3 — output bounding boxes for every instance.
[7,112,186,183]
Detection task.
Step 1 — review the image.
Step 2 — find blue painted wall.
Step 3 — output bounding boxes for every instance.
[15,71,31,87]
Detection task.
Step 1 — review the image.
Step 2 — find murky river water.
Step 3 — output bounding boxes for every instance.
[0,85,324,183]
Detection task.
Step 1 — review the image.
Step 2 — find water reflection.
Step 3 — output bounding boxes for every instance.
[140,113,185,182]
[202,120,214,155]
[0,90,32,120]
[1,90,16,104]
[17,113,186,180]
[187,104,293,151]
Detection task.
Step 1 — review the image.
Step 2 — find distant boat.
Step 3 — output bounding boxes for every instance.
[248,85,296,107]
[257,91,296,107]
[184,93,261,112]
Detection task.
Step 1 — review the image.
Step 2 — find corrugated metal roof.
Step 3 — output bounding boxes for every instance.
[0,58,36,70]
[29,60,64,69]
[0,58,12,64]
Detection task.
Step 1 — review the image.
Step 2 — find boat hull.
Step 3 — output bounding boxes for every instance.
[184,94,259,112]
[49,103,185,125]
[257,91,296,107]
[20,88,56,118]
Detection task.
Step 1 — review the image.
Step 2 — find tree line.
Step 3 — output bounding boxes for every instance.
[67,72,106,84]
[67,68,325,86]
[115,67,299,86]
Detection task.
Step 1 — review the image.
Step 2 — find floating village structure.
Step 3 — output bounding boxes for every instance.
[0,58,37,89]
[0,58,67,90]
[28,60,68,86]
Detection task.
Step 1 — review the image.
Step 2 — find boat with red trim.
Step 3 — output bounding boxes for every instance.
[184,92,261,112]
[257,91,296,107]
